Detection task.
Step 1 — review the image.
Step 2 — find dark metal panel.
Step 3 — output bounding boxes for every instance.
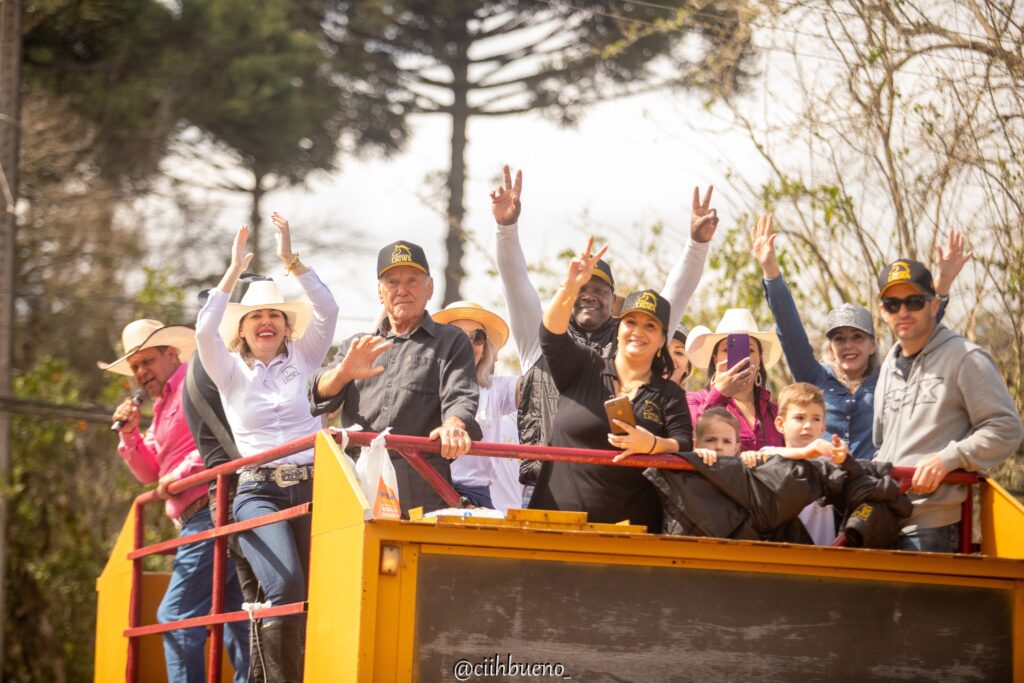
[413,554,1012,682]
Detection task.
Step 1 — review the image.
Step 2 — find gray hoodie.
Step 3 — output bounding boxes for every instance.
[873,324,1023,531]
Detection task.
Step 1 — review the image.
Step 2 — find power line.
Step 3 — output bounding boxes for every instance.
[0,395,113,424]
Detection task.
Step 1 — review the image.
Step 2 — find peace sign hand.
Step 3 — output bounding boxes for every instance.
[563,236,608,292]
[691,185,719,243]
[490,165,523,226]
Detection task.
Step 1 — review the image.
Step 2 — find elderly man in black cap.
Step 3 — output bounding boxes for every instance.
[873,258,1022,552]
[309,241,481,514]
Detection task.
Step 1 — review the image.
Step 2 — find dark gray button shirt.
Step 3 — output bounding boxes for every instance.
[309,312,481,440]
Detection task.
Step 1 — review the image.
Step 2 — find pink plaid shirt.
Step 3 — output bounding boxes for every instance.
[118,362,207,519]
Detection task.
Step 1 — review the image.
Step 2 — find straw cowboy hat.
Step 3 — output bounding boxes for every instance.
[218,279,313,344]
[432,301,510,350]
[684,308,782,370]
[98,319,196,376]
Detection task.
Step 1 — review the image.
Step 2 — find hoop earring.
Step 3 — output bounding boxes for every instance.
[754,372,763,388]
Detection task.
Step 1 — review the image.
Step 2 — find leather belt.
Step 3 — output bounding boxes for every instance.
[173,494,210,530]
[238,464,314,488]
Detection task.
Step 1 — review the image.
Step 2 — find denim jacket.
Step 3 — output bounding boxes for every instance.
[763,275,877,460]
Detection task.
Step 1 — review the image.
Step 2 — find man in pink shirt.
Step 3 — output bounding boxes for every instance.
[103,319,249,683]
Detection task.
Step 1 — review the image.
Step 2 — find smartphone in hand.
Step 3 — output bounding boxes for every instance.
[726,333,750,369]
[604,396,636,435]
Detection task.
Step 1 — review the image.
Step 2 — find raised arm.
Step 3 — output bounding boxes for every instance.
[272,212,339,368]
[932,227,972,325]
[661,186,717,325]
[543,236,608,334]
[492,166,544,371]
[752,213,824,384]
[195,226,254,389]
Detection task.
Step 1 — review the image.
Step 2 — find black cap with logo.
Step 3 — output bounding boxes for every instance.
[619,289,671,330]
[878,258,935,297]
[377,241,430,278]
[591,259,614,290]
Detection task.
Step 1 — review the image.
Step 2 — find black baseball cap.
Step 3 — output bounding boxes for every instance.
[619,289,671,330]
[878,258,935,297]
[377,241,429,278]
[591,259,614,290]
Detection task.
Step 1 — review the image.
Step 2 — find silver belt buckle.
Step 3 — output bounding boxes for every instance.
[273,464,300,488]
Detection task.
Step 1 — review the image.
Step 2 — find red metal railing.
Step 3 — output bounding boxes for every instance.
[122,430,981,682]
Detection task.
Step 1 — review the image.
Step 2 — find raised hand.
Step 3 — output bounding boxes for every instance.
[230,225,255,274]
[691,185,719,243]
[271,212,293,262]
[712,357,754,398]
[563,236,608,291]
[749,213,780,279]
[337,335,392,382]
[490,165,523,226]
[933,227,973,296]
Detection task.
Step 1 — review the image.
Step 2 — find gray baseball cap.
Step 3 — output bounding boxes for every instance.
[826,303,874,337]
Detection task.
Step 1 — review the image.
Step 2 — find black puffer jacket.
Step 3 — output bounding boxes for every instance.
[647,454,911,548]
[518,317,618,484]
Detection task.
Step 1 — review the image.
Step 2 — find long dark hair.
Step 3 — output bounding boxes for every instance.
[705,338,769,439]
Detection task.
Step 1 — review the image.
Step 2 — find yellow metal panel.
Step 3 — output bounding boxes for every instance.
[370,542,420,682]
[305,431,374,682]
[359,519,1024,582]
[94,505,136,682]
[980,478,1024,559]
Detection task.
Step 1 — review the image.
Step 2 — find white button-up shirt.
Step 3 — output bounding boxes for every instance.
[195,270,339,466]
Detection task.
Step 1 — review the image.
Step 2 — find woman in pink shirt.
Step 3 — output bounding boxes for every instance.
[684,309,785,452]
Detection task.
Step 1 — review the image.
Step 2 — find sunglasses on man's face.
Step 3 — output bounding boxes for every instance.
[881,294,931,313]
[469,328,488,346]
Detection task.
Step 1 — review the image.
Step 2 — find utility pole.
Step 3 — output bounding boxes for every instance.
[0,0,20,672]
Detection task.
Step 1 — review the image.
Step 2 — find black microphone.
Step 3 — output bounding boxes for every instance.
[111,389,149,432]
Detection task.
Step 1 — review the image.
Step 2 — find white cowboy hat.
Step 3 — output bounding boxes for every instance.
[218,279,313,345]
[431,300,510,350]
[98,319,196,376]
[684,308,782,370]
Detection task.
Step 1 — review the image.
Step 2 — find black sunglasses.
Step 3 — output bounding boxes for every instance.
[469,328,488,346]
[881,294,931,313]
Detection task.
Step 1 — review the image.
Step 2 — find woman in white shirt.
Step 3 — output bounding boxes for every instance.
[195,214,338,682]
[432,301,523,512]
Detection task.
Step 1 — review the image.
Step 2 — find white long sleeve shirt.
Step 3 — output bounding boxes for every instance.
[495,221,710,371]
[195,270,339,466]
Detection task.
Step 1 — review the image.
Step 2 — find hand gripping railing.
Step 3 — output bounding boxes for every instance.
[121,430,981,682]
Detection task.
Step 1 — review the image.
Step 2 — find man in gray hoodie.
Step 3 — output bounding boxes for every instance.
[873,258,1023,552]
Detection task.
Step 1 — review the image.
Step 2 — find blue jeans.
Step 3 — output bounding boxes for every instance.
[899,522,961,553]
[157,507,250,683]
[232,478,313,623]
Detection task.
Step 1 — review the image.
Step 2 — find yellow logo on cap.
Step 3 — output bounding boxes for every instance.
[391,244,413,264]
[887,261,911,284]
[636,291,659,313]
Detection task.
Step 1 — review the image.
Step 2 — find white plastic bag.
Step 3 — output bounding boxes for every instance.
[355,428,401,519]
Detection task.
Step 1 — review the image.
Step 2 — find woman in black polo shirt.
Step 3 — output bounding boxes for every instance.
[528,238,693,533]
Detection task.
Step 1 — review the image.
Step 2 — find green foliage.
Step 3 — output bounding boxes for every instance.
[4,358,139,683]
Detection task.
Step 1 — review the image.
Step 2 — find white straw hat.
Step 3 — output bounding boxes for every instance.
[218,279,313,345]
[98,319,196,376]
[684,308,782,370]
